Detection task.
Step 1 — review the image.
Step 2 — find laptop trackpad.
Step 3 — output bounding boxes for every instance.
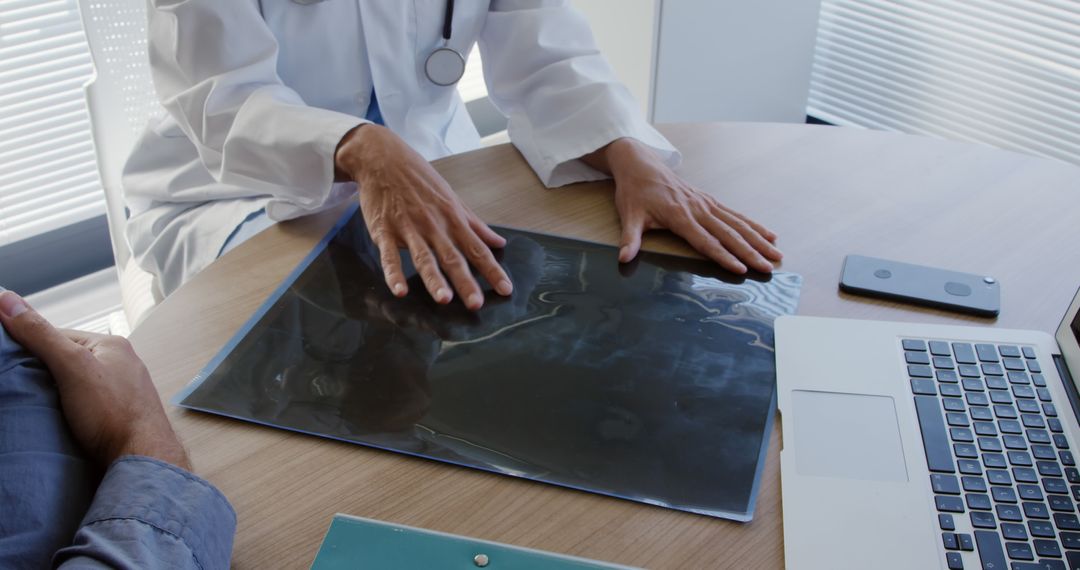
[793,390,909,482]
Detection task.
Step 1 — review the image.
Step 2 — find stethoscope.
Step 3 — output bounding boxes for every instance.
[287,0,465,87]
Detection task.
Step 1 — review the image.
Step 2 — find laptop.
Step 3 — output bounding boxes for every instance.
[775,284,1080,570]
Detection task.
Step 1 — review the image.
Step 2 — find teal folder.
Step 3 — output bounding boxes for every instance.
[311,514,639,569]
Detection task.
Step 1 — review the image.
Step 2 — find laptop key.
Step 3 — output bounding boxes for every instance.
[1014,385,1036,399]
[964,476,988,493]
[942,384,964,398]
[944,398,967,412]
[906,351,931,365]
[955,443,978,458]
[903,339,927,351]
[1037,388,1053,402]
[945,551,963,570]
[996,405,1019,419]
[950,413,973,427]
[997,504,1023,521]
[1017,484,1043,500]
[1018,400,1041,414]
[971,510,996,528]
[959,533,975,551]
[1044,403,1059,417]
[933,474,962,495]
[1029,430,1051,444]
[911,378,937,395]
[1002,522,1028,541]
[1024,502,1051,519]
[1005,435,1029,450]
[1034,539,1062,559]
[959,460,983,475]
[971,407,994,421]
[914,396,956,473]
[983,363,1004,376]
[1049,495,1075,513]
[987,470,1012,486]
[1006,541,1035,561]
[1028,359,1042,373]
[1022,347,1036,359]
[934,356,956,369]
[1064,452,1077,467]
[992,486,1017,503]
[1049,418,1064,433]
[986,376,1008,390]
[1015,468,1039,483]
[1003,358,1026,371]
[964,378,986,391]
[1039,462,1064,478]
[975,421,998,436]
[1045,478,1069,495]
[974,530,1007,568]
[1067,468,1080,484]
[1073,486,1080,501]
[940,513,956,530]
[991,390,1014,404]
[1009,451,1034,467]
[985,454,1008,469]
[1023,414,1046,429]
[1008,371,1031,385]
[938,370,960,383]
[1028,520,1055,538]
[976,344,999,362]
[979,438,1003,452]
[1032,374,1047,388]
[968,493,992,511]
[1033,445,1057,460]
[1055,513,1080,530]
[1062,532,1080,550]
[909,365,933,378]
[968,392,991,407]
[954,343,977,364]
[1000,345,1021,358]
[929,340,951,355]
[938,495,966,512]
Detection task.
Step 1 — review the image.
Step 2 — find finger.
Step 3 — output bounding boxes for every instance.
[432,234,486,311]
[710,206,784,263]
[372,229,408,297]
[402,230,453,304]
[457,228,513,297]
[618,213,646,263]
[716,203,778,243]
[674,218,748,274]
[697,212,774,273]
[0,291,87,373]
[468,216,507,249]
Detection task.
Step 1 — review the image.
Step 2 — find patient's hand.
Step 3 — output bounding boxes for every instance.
[0,291,190,470]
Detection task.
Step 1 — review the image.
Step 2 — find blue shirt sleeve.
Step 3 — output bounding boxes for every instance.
[0,305,236,569]
[54,456,237,570]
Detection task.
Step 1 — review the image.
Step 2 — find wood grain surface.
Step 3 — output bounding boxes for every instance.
[130,123,1080,569]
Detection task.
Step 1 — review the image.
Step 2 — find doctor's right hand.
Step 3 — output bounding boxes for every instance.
[335,124,513,311]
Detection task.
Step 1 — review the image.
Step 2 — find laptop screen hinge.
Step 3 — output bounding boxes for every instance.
[1054,354,1080,426]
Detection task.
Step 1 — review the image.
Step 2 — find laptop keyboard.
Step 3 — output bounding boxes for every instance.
[905,339,1078,570]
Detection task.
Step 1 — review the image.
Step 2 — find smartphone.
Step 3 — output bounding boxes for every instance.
[839,255,1000,317]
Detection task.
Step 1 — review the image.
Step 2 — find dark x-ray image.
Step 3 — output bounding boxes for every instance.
[178,208,802,521]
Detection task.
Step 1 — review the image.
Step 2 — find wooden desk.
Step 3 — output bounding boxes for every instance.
[131,123,1080,569]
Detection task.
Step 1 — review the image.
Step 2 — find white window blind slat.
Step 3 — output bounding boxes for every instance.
[810,0,1080,166]
[0,0,103,246]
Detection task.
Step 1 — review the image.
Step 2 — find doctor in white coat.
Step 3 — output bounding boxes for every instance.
[123,0,783,309]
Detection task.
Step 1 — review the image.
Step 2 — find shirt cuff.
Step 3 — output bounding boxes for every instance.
[69,455,236,568]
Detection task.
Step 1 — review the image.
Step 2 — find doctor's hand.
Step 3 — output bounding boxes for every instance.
[335,124,513,311]
[0,291,191,471]
[583,138,783,274]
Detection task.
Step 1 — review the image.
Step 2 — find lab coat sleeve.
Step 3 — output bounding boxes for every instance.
[478,0,681,188]
[146,0,364,217]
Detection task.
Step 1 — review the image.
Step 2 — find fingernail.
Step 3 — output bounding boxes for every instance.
[468,293,483,308]
[496,279,513,296]
[436,288,451,303]
[392,283,406,296]
[619,246,629,260]
[0,292,28,319]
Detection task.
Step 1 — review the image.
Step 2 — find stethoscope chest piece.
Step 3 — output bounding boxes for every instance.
[425,47,466,86]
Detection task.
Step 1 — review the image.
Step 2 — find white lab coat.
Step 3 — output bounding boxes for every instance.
[123,0,680,297]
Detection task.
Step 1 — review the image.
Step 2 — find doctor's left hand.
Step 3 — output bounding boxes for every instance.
[335,124,514,311]
[584,138,783,274]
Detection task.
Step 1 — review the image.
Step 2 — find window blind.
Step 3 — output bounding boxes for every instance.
[0,0,102,248]
[808,0,1080,166]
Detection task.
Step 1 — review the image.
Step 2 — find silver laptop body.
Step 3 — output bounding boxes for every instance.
[776,286,1080,570]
